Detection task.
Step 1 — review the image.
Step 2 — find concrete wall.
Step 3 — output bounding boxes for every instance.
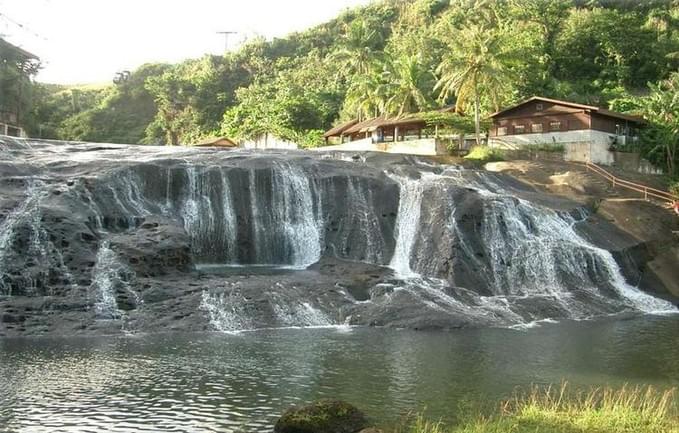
[613,151,664,175]
[313,138,448,156]
[241,133,298,150]
[315,138,379,152]
[490,129,616,165]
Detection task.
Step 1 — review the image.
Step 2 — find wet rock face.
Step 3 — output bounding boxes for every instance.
[0,137,675,337]
[108,216,193,277]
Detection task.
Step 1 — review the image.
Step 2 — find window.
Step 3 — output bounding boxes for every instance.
[497,127,507,136]
[549,121,562,131]
[514,125,526,134]
[531,123,543,133]
[536,103,544,111]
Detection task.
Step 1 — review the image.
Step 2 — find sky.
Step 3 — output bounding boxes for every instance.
[0,0,371,84]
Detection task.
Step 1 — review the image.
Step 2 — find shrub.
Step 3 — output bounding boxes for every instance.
[464,146,505,163]
[669,181,679,198]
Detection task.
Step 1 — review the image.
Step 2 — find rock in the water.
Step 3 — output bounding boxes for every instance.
[274,400,369,433]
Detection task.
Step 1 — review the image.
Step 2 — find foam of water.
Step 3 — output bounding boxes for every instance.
[200,289,253,333]
[388,174,426,278]
[90,241,139,320]
[273,301,334,327]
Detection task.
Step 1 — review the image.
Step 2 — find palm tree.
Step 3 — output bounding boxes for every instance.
[640,73,679,177]
[383,55,434,117]
[435,23,514,145]
[329,19,384,78]
[344,69,388,120]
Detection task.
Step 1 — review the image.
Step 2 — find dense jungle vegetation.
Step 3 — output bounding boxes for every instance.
[17,0,679,176]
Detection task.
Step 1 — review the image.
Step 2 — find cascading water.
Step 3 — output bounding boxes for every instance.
[1,136,675,336]
[247,162,322,267]
[90,241,139,320]
[381,168,675,326]
[0,181,75,296]
[388,174,426,278]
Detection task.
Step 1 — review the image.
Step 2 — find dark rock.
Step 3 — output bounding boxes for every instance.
[274,400,368,433]
[0,136,675,337]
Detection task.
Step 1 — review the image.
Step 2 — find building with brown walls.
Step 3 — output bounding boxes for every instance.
[488,96,645,165]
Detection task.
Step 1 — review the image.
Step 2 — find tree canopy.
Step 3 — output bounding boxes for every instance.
[25,0,679,171]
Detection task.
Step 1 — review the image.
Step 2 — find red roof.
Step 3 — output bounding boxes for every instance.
[489,96,644,124]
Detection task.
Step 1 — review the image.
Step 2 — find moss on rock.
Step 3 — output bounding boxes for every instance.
[274,400,369,433]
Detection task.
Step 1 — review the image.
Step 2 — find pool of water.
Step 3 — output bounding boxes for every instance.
[1,315,678,432]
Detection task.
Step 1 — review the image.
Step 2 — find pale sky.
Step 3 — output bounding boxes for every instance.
[0,0,371,84]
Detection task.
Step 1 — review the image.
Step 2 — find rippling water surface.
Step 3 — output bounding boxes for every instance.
[1,315,678,432]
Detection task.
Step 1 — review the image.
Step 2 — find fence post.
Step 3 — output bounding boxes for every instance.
[644,188,648,201]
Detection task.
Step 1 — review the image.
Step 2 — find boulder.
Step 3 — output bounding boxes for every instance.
[274,400,369,433]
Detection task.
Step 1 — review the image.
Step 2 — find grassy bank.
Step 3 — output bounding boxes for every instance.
[463,146,505,164]
[402,384,678,433]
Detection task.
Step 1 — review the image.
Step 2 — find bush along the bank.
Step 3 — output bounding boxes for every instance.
[464,146,505,163]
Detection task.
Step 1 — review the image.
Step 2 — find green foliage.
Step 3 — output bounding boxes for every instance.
[221,55,342,147]
[24,0,679,149]
[464,146,505,163]
[434,15,518,143]
[401,384,678,433]
[636,72,679,177]
[0,38,40,129]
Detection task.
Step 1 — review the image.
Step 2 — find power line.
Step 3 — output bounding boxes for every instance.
[0,11,46,40]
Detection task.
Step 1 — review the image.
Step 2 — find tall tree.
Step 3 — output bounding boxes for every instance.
[639,72,679,177]
[329,18,384,77]
[383,55,434,117]
[435,23,515,144]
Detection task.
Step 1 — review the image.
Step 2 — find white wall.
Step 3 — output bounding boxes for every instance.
[241,133,298,150]
[314,138,379,152]
[386,138,446,155]
[489,129,616,165]
[313,138,447,156]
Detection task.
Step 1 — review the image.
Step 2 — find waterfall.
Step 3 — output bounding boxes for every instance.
[0,181,75,296]
[90,241,139,320]
[219,169,238,262]
[345,176,385,264]
[388,175,426,278]
[272,162,321,267]
[247,163,321,267]
[2,136,674,334]
[181,166,219,259]
[479,195,672,312]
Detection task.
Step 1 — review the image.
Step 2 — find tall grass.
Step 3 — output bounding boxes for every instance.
[402,383,678,433]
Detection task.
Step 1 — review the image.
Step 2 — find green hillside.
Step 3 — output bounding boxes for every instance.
[26,0,679,171]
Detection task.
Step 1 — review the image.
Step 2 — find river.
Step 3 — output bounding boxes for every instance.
[1,315,678,432]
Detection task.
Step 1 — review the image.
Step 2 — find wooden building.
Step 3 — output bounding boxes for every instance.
[319,107,468,155]
[0,38,39,138]
[488,96,645,164]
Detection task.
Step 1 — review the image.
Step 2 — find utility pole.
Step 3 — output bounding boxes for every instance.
[216,31,237,52]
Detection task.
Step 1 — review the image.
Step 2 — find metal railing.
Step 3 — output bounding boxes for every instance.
[583,162,677,203]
